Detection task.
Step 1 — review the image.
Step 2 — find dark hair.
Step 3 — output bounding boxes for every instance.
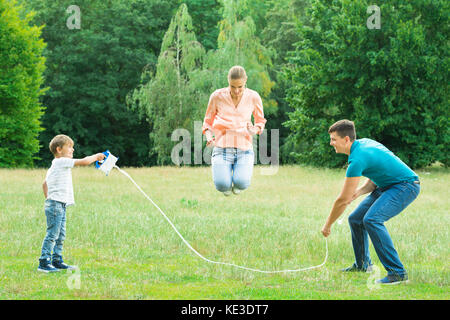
[328,119,356,141]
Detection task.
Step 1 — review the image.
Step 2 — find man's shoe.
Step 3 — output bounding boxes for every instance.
[52,260,77,270]
[376,274,409,285]
[340,263,373,273]
[38,261,61,273]
[223,190,232,196]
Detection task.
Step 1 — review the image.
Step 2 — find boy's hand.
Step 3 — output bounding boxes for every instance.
[43,181,48,199]
[96,153,106,161]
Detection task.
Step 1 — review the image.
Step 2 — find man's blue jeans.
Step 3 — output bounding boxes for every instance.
[348,181,420,276]
[211,147,254,192]
[39,199,66,263]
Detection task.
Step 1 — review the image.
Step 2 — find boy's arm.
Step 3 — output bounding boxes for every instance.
[74,153,105,166]
[43,181,48,199]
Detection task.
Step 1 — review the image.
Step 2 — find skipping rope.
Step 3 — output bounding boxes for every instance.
[114,165,328,274]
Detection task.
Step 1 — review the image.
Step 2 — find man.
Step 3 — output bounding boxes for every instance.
[321,120,420,285]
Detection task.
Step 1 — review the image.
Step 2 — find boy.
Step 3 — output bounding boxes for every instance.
[38,134,105,273]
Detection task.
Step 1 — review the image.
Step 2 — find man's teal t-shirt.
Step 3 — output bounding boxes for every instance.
[346,138,418,188]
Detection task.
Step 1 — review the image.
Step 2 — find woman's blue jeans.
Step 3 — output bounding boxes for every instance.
[211,147,254,192]
[39,199,66,263]
[348,181,420,276]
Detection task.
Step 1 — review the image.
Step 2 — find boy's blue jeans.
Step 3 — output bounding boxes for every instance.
[348,180,420,276]
[211,147,254,192]
[39,199,66,263]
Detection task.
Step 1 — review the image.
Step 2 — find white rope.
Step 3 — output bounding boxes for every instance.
[114,165,328,273]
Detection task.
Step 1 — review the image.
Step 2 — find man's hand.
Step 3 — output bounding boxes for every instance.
[351,188,363,202]
[350,179,377,202]
[321,223,331,237]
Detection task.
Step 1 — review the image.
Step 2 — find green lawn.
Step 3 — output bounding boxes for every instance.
[0,165,448,299]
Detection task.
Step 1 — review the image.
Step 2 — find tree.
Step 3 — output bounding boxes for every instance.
[130,1,278,165]
[22,0,178,167]
[284,0,449,168]
[128,3,207,165]
[261,0,311,163]
[182,0,221,51]
[0,0,47,167]
[206,0,276,113]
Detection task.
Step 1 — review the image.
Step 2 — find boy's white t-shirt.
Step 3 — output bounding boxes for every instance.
[45,157,76,206]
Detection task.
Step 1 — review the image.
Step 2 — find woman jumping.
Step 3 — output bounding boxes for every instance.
[202,66,267,196]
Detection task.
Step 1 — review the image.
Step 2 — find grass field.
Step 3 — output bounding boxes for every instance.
[0,165,448,300]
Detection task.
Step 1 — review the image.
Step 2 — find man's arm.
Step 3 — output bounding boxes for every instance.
[352,178,376,200]
[74,153,105,166]
[321,176,361,237]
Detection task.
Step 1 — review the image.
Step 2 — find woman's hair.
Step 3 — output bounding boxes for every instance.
[49,134,74,155]
[228,65,247,80]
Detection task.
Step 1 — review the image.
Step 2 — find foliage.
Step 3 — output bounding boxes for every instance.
[206,0,277,113]
[6,0,447,168]
[0,0,47,167]
[22,0,178,167]
[182,0,221,51]
[261,0,311,163]
[284,0,449,168]
[128,3,207,165]
[131,1,277,165]
[262,0,310,66]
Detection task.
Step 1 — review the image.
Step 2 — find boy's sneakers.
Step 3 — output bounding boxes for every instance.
[38,259,61,273]
[52,260,77,270]
[38,258,77,272]
[340,263,374,273]
[376,274,409,285]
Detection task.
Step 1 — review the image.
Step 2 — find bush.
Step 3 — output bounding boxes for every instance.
[284,0,449,168]
[0,0,47,167]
